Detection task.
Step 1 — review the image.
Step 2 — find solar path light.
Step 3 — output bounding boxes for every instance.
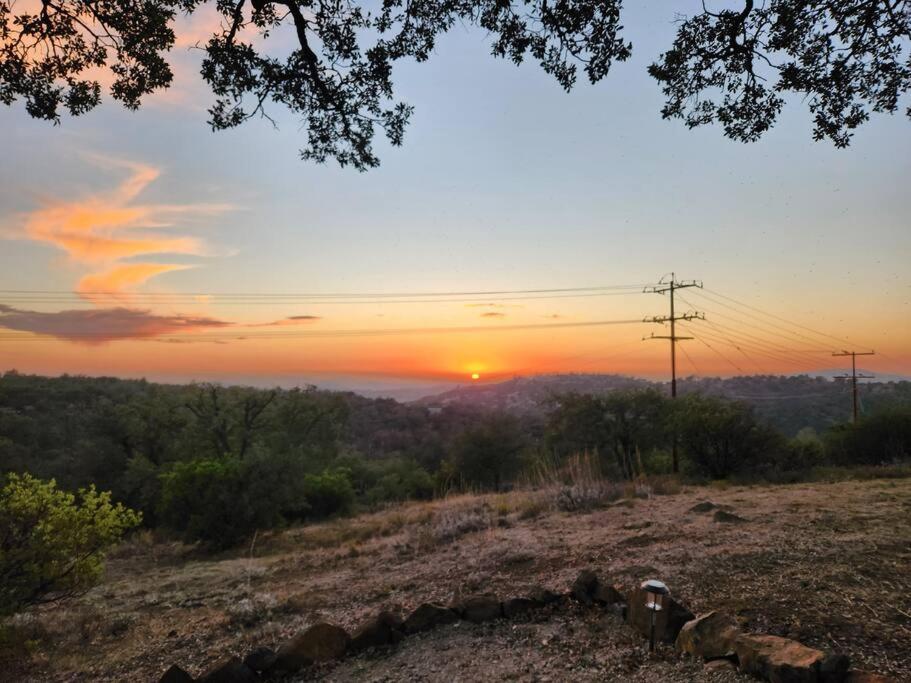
[641,579,670,652]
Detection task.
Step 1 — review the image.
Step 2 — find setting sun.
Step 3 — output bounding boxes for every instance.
[471,373,480,380]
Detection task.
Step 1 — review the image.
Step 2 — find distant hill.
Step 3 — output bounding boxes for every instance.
[414,373,911,436]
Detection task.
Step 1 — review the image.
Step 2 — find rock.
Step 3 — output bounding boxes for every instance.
[503,597,538,618]
[198,657,257,683]
[456,594,502,623]
[705,658,738,673]
[735,634,824,683]
[714,510,747,523]
[159,664,194,683]
[402,602,459,634]
[844,672,893,683]
[689,501,718,513]
[676,611,740,659]
[570,570,624,606]
[626,585,695,644]
[349,611,404,652]
[819,654,851,683]
[528,586,563,605]
[242,646,277,673]
[571,569,600,605]
[593,583,625,605]
[273,622,350,672]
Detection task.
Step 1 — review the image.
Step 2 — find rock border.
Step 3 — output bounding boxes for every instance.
[159,568,893,683]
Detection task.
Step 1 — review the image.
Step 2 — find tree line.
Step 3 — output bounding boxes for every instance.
[1,371,909,552]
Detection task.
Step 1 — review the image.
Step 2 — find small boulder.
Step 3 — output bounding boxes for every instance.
[704,659,737,673]
[502,597,538,618]
[819,653,851,683]
[242,646,277,673]
[735,634,824,683]
[528,586,563,605]
[570,570,624,606]
[402,603,459,634]
[844,672,894,682]
[273,622,350,672]
[676,611,740,659]
[456,594,502,623]
[689,501,718,513]
[159,664,194,683]
[626,585,695,644]
[571,569,599,605]
[594,583,625,606]
[714,510,747,524]
[349,611,404,652]
[198,657,257,683]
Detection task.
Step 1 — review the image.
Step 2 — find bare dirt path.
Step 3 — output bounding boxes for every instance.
[10,478,911,681]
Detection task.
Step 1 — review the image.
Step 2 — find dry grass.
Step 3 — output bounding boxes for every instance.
[5,477,911,682]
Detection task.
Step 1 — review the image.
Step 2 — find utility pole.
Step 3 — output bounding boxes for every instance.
[832,350,875,423]
[644,273,703,473]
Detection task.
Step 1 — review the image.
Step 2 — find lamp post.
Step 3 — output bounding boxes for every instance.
[641,579,670,652]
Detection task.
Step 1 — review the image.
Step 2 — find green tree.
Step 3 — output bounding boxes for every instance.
[447,413,526,491]
[546,389,669,479]
[825,407,911,465]
[3,2,906,168]
[674,394,780,479]
[0,473,140,616]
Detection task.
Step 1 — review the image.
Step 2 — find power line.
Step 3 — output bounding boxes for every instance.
[702,287,873,352]
[0,284,646,300]
[832,350,876,423]
[0,317,645,343]
[677,324,745,374]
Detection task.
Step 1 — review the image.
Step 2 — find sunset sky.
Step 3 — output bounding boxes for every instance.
[1,2,909,394]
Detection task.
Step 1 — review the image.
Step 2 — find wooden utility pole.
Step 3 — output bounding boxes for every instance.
[832,350,875,423]
[644,273,703,473]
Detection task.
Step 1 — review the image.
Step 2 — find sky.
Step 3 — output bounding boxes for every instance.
[1,2,909,394]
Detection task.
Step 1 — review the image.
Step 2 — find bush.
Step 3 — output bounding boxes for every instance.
[302,468,356,519]
[675,394,781,479]
[158,454,309,548]
[824,408,911,465]
[0,473,140,616]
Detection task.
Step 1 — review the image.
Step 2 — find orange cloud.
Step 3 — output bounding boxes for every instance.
[77,263,196,297]
[481,312,506,318]
[14,156,231,295]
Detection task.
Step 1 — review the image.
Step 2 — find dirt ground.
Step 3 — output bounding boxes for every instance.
[8,478,911,682]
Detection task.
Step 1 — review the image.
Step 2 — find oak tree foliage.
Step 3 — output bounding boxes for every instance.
[2,1,908,167]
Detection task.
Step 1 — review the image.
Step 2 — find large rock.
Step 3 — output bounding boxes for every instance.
[676,611,740,659]
[273,622,350,672]
[456,594,502,623]
[626,585,694,644]
[402,603,459,634]
[735,634,824,683]
[349,611,404,652]
[198,657,257,683]
[159,665,194,683]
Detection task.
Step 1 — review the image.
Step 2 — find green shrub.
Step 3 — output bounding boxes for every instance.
[824,408,911,465]
[675,394,782,479]
[302,468,355,519]
[0,473,140,616]
[158,454,309,548]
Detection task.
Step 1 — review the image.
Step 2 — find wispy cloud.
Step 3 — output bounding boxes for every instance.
[480,311,506,318]
[12,155,232,296]
[0,304,230,344]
